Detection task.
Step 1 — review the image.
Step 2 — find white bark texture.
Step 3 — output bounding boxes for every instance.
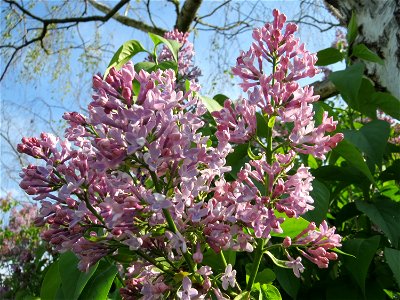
[325,0,400,99]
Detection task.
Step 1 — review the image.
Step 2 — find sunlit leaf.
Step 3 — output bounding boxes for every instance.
[316,47,344,66]
[58,251,99,300]
[40,260,61,300]
[78,259,118,300]
[105,40,147,78]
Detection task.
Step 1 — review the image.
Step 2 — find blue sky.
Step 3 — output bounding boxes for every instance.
[0,1,340,202]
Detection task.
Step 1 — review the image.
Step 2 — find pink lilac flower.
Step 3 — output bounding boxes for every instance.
[285,255,304,278]
[177,277,198,300]
[221,264,237,290]
[290,221,341,268]
[193,243,203,264]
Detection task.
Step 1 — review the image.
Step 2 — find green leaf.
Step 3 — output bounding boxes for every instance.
[202,249,225,273]
[256,113,269,139]
[78,259,118,300]
[379,160,400,182]
[134,61,156,73]
[134,60,177,73]
[40,260,61,300]
[331,247,356,258]
[260,284,282,300]
[385,248,400,288]
[329,63,364,109]
[316,47,344,66]
[326,279,361,300]
[312,165,364,185]
[271,212,310,238]
[342,236,381,294]
[371,92,400,120]
[327,278,386,300]
[255,269,276,284]
[303,180,330,225]
[267,116,275,128]
[132,79,140,96]
[343,120,390,170]
[58,251,99,300]
[246,264,276,284]
[148,32,181,62]
[213,94,229,106]
[312,102,327,126]
[333,139,375,183]
[105,40,146,78]
[384,289,400,299]
[356,78,377,118]
[223,249,237,267]
[356,197,400,248]
[226,143,249,179]
[273,266,300,299]
[347,11,358,44]
[156,60,178,72]
[199,95,223,113]
[352,44,384,65]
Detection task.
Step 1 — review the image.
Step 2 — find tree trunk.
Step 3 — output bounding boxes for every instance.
[325,0,400,99]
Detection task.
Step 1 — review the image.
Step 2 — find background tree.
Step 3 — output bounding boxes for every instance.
[324,0,400,99]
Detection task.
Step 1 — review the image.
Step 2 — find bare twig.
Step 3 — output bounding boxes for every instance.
[167,0,180,17]
[1,0,131,81]
[88,0,166,35]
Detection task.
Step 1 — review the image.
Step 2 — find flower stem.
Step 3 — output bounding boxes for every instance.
[162,208,197,274]
[219,250,227,267]
[246,238,265,291]
[219,251,242,293]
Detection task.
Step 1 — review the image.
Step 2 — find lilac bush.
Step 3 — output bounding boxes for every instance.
[0,196,55,299]
[17,10,344,299]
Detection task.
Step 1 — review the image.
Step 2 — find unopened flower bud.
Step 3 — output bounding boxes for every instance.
[283,236,291,248]
[193,243,203,264]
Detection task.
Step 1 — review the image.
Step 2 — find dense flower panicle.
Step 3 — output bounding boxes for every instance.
[156,29,201,82]
[229,9,343,159]
[17,59,232,297]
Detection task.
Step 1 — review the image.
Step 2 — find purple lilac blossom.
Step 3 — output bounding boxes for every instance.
[17,9,345,298]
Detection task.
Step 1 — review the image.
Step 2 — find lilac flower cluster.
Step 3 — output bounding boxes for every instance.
[213,9,343,276]
[17,11,343,299]
[227,9,343,159]
[157,29,201,82]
